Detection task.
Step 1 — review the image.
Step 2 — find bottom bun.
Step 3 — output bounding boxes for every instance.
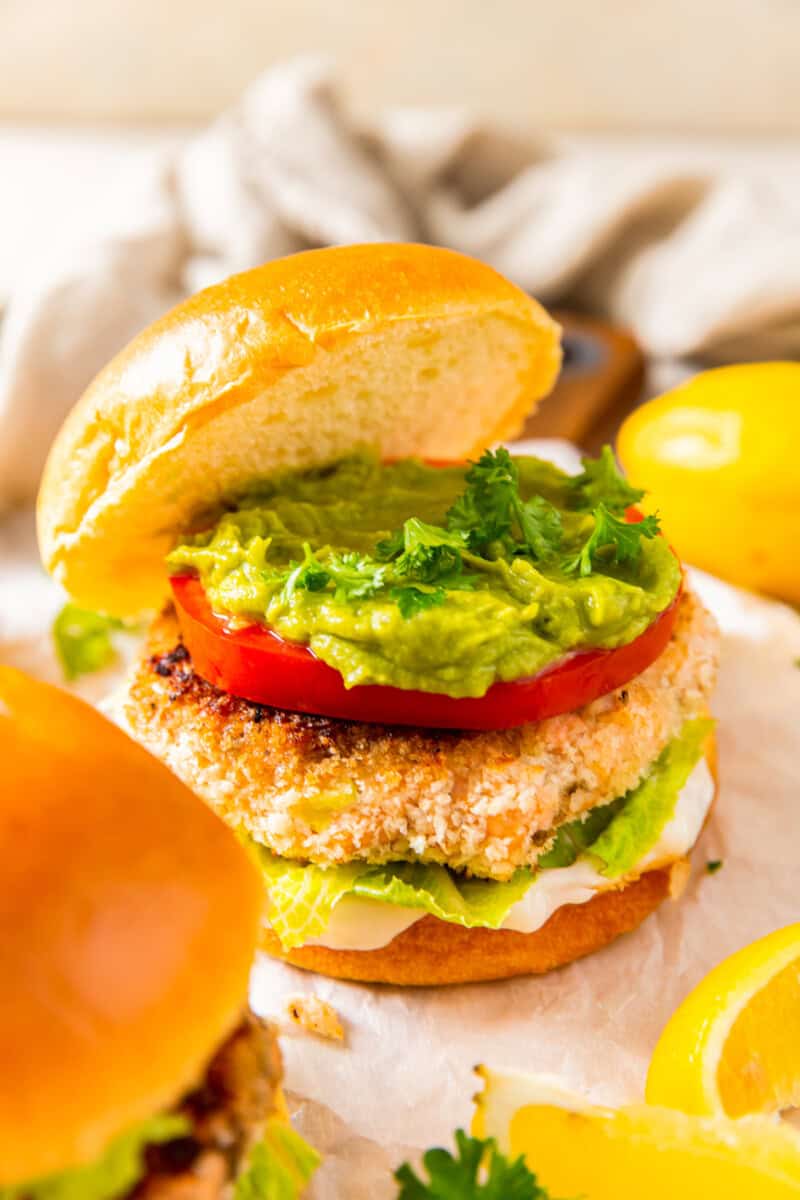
[260,736,717,986]
[260,865,673,986]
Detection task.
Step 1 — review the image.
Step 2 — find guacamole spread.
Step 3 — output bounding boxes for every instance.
[167,449,680,698]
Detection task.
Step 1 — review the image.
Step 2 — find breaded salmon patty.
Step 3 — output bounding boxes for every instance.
[121,589,718,881]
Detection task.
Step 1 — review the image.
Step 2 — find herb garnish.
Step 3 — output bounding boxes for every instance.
[570,444,645,513]
[278,447,660,615]
[390,585,448,618]
[284,544,388,603]
[446,448,563,560]
[378,518,473,587]
[562,504,661,578]
[706,859,724,874]
[395,1130,554,1199]
[170,446,663,622]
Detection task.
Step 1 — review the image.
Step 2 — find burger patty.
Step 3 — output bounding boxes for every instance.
[131,1012,281,1198]
[122,589,718,881]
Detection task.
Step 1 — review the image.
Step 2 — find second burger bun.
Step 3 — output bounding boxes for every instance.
[261,738,717,987]
[38,243,562,617]
[0,667,265,1187]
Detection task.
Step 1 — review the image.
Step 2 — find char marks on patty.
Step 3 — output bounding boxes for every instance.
[123,590,719,881]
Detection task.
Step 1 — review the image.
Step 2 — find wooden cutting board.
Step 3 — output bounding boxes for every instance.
[522,311,645,452]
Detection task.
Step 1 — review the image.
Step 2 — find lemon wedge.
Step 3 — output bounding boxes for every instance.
[474,1066,800,1198]
[646,922,800,1117]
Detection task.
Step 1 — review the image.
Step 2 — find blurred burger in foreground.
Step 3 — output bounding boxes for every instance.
[0,666,318,1198]
[38,243,719,986]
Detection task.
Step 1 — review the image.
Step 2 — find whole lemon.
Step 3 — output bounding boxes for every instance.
[618,362,800,603]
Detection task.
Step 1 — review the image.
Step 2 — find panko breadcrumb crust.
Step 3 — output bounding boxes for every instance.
[122,589,718,881]
[261,866,674,986]
[258,739,716,985]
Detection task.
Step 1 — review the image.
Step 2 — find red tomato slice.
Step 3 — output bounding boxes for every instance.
[169,569,682,731]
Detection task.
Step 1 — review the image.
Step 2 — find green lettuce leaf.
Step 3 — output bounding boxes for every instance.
[254,845,533,950]
[590,716,714,878]
[538,718,711,876]
[256,852,368,949]
[0,1114,189,1200]
[235,1118,320,1199]
[352,863,533,929]
[52,603,125,681]
[253,718,712,948]
[537,795,627,869]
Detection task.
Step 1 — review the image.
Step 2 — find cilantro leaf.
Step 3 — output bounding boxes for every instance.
[570,445,644,514]
[325,551,388,601]
[377,519,475,601]
[446,448,519,551]
[515,494,563,560]
[283,544,331,596]
[562,504,660,577]
[395,1130,551,1199]
[284,527,463,620]
[391,586,447,618]
[284,544,386,603]
[375,528,406,561]
[281,545,330,599]
[394,519,468,583]
[397,519,469,557]
[447,449,561,560]
[52,603,127,681]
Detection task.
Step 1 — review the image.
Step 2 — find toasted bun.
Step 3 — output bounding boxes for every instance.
[260,867,673,986]
[37,244,561,617]
[261,739,717,986]
[0,667,265,1186]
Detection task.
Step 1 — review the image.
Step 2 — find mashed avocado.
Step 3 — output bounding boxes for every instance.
[168,451,680,698]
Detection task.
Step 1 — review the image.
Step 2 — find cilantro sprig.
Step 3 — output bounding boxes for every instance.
[562,504,661,577]
[569,444,644,514]
[446,449,563,561]
[284,544,387,602]
[395,1130,554,1199]
[378,518,472,585]
[377,517,476,616]
[441,447,658,580]
[391,585,447,618]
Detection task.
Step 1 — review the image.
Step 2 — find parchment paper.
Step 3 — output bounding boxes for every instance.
[2,441,799,1198]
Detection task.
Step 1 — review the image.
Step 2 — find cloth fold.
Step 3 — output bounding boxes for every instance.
[2,55,799,509]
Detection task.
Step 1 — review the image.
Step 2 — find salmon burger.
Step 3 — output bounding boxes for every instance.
[37,244,719,985]
[0,666,318,1196]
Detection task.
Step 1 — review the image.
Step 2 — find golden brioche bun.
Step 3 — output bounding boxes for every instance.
[0,667,265,1186]
[260,738,717,986]
[37,243,561,617]
[260,868,673,986]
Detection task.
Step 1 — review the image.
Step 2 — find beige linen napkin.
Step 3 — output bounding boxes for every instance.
[2,55,799,509]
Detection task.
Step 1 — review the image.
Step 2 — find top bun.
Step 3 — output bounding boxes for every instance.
[37,243,561,616]
[0,667,264,1186]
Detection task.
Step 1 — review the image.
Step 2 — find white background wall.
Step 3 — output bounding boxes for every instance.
[1,0,798,133]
